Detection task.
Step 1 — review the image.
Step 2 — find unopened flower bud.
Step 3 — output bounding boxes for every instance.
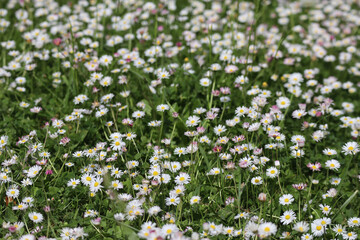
[258,193,267,202]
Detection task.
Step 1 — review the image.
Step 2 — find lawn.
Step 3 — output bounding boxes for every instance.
[0,0,359,239]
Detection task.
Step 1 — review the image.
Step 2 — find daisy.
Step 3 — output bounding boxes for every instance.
[214,125,227,136]
[332,224,346,236]
[157,70,170,79]
[311,219,325,237]
[280,210,296,225]
[343,232,357,240]
[12,203,28,211]
[186,115,201,127]
[110,132,122,140]
[292,183,307,190]
[171,185,185,195]
[279,194,294,205]
[19,235,36,240]
[258,222,277,238]
[26,165,42,178]
[200,78,211,87]
[21,178,33,186]
[276,97,291,109]
[148,168,161,180]
[207,168,223,175]
[81,173,96,186]
[73,151,83,158]
[90,177,103,192]
[39,151,50,158]
[161,224,178,236]
[323,148,337,156]
[65,162,74,167]
[111,180,123,190]
[223,226,234,235]
[307,162,321,171]
[175,172,191,185]
[342,142,359,155]
[235,212,249,219]
[266,167,279,178]
[19,102,30,108]
[292,109,307,119]
[132,111,145,119]
[330,177,341,185]
[190,196,201,205]
[301,233,313,240]
[67,179,80,189]
[169,162,181,173]
[156,104,169,112]
[325,159,340,171]
[165,193,180,206]
[319,204,331,215]
[148,206,162,216]
[348,217,360,227]
[0,172,11,182]
[124,132,136,140]
[293,221,309,233]
[174,147,187,156]
[111,168,123,179]
[251,176,263,185]
[111,139,125,151]
[148,120,162,127]
[28,212,44,223]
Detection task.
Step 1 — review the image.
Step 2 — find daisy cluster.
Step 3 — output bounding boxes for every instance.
[0,0,360,239]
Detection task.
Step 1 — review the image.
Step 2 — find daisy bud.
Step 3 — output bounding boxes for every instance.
[191,232,200,240]
[43,206,51,212]
[275,160,280,167]
[203,223,210,231]
[212,90,220,96]
[253,148,263,155]
[302,121,309,129]
[212,145,222,153]
[258,193,267,202]
[239,160,249,168]
[8,226,17,233]
[91,217,101,225]
[197,126,205,133]
[93,87,99,93]
[298,104,306,110]
[53,38,61,46]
